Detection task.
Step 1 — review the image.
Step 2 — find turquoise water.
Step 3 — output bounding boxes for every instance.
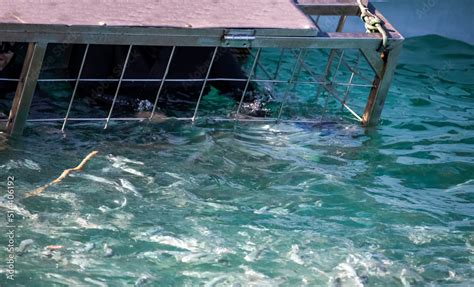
[0,36,473,286]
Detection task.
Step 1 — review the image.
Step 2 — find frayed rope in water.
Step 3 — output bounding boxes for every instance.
[24,151,99,198]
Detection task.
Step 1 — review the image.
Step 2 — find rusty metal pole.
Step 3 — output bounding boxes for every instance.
[5,42,47,136]
[362,42,402,127]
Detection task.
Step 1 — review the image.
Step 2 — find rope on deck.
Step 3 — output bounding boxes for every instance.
[356,0,388,49]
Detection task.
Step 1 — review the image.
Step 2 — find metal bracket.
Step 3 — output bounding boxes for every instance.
[222,29,256,48]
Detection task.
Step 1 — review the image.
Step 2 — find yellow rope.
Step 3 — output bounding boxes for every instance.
[24,151,99,198]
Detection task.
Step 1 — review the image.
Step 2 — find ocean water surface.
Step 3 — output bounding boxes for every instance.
[0,36,473,286]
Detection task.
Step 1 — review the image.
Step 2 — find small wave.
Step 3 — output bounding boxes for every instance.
[106,154,145,166]
[405,226,450,245]
[287,244,304,265]
[99,197,127,213]
[77,174,142,198]
[119,178,142,198]
[254,206,290,216]
[106,155,154,183]
[75,217,117,231]
[0,195,37,219]
[0,159,41,171]
[329,263,365,287]
[149,235,203,252]
[183,266,281,287]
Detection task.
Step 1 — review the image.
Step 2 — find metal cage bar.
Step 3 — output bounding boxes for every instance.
[62,44,90,131]
[341,51,361,111]
[236,48,262,119]
[192,47,219,122]
[104,45,134,129]
[277,49,304,121]
[150,46,176,119]
[316,15,346,101]
[320,49,345,122]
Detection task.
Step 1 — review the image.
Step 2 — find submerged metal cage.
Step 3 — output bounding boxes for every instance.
[0,0,403,136]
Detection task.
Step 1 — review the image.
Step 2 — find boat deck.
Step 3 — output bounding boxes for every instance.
[0,0,315,32]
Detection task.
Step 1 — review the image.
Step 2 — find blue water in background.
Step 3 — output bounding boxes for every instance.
[0,36,473,286]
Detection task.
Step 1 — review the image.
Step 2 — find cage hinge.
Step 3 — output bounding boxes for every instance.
[222,29,256,48]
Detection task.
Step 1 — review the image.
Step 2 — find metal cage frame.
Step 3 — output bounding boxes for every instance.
[0,0,403,136]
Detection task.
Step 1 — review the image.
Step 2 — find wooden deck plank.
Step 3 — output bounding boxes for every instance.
[0,0,315,30]
[296,0,361,15]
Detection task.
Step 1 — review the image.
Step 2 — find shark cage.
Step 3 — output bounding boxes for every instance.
[0,0,403,136]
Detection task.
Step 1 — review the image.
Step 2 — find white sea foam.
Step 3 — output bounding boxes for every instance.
[0,195,37,219]
[184,266,281,287]
[407,226,448,245]
[244,246,265,262]
[241,266,279,286]
[254,206,289,215]
[41,192,83,211]
[76,217,101,229]
[45,273,85,286]
[400,268,423,287]
[75,217,117,231]
[287,244,304,265]
[23,159,41,170]
[78,174,142,198]
[106,154,154,183]
[447,179,474,192]
[68,254,95,271]
[78,174,116,186]
[113,163,146,177]
[346,253,392,278]
[204,275,232,287]
[0,159,41,171]
[329,263,364,287]
[109,211,134,229]
[83,277,108,287]
[119,178,142,197]
[106,154,145,166]
[466,240,474,254]
[179,252,216,264]
[99,197,127,213]
[149,235,202,252]
[202,201,238,211]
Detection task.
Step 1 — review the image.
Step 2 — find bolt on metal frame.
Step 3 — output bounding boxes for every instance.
[0,0,403,136]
